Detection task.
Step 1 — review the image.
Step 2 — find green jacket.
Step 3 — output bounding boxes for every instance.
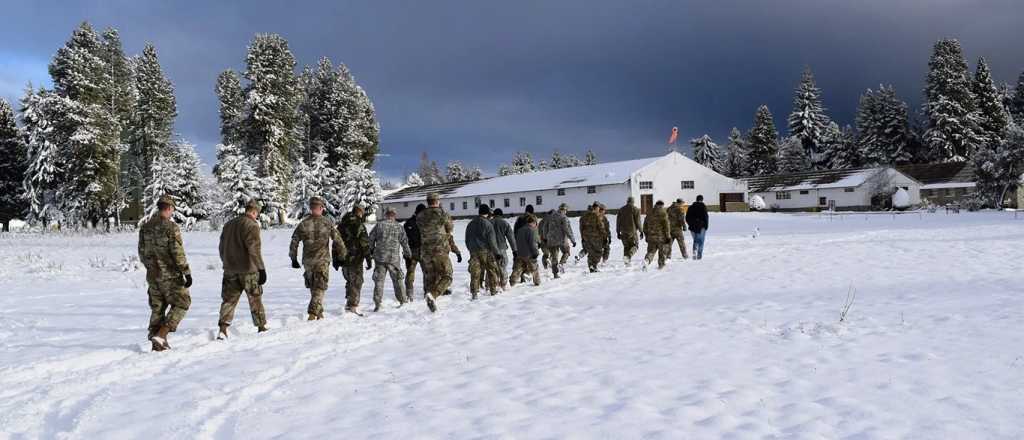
[338,211,371,264]
[138,216,191,282]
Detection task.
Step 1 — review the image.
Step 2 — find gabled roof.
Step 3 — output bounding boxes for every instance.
[896,163,975,186]
[384,155,665,203]
[742,168,881,193]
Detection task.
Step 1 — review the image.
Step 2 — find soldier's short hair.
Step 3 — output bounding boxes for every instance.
[157,195,175,211]
[655,200,664,207]
[493,208,503,216]
[309,196,325,207]
[526,215,536,224]
[696,195,704,202]
[244,199,262,213]
[415,203,427,214]
[426,193,440,203]
[525,204,534,214]
[676,198,683,204]
[627,196,635,204]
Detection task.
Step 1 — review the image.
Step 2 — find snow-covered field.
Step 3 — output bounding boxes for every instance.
[1,212,1022,439]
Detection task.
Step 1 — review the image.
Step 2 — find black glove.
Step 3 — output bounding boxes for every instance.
[664,238,671,245]
[639,232,644,239]
[365,258,373,270]
[617,232,623,240]
[456,253,463,263]
[572,241,577,248]
[332,259,341,271]
[512,251,518,260]
[291,258,301,269]
[258,269,267,285]
[183,274,192,288]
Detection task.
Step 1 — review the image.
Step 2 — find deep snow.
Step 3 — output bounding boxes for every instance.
[0,211,1022,439]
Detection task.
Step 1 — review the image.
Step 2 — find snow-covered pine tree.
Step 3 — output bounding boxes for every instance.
[445,161,468,182]
[856,85,911,165]
[215,143,274,220]
[140,140,206,226]
[466,166,483,181]
[0,98,28,231]
[1009,72,1024,126]
[289,148,341,218]
[405,172,425,187]
[511,151,536,174]
[777,136,809,173]
[338,162,382,216]
[561,153,582,168]
[816,122,841,169]
[242,34,301,211]
[722,128,747,177]
[306,58,347,167]
[19,87,66,228]
[924,39,982,162]
[537,160,550,171]
[215,70,245,146]
[295,65,315,164]
[973,124,1024,207]
[417,152,444,184]
[787,67,830,167]
[336,63,380,167]
[172,140,207,221]
[747,105,779,176]
[99,28,136,137]
[690,134,723,172]
[584,149,598,165]
[827,125,863,169]
[972,58,1012,147]
[129,43,177,188]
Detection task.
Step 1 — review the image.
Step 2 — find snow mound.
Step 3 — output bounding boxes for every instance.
[892,188,911,209]
[749,195,767,210]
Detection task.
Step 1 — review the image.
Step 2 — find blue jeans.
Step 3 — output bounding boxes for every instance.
[691,229,706,260]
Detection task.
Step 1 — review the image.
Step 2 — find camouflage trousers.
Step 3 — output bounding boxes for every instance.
[582,240,605,271]
[343,263,365,309]
[620,234,639,260]
[373,262,408,306]
[489,250,509,289]
[304,264,330,317]
[545,246,565,277]
[509,256,541,287]
[469,250,500,295]
[601,239,611,262]
[218,272,267,328]
[420,245,453,299]
[644,241,670,269]
[404,249,420,299]
[147,276,191,334]
[668,229,689,259]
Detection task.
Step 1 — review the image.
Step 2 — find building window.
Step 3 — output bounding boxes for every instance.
[474,197,481,207]
[536,195,543,205]
[799,190,809,195]
[639,181,654,190]
[557,188,566,196]
[450,202,455,211]
[462,201,468,210]
[775,191,791,200]
[503,198,510,208]
[681,181,694,190]
[587,186,596,194]
[844,188,854,193]
[819,197,827,205]
[489,199,495,208]
[403,202,409,207]
[519,197,526,207]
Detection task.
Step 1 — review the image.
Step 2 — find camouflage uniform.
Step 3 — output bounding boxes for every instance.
[616,200,642,260]
[218,213,268,329]
[509,224,541,286]
[290,214,347,318]
[403,215,421,299]
[599,207,611,262]
[642,205,671,269]
[338,211,372,310]
[466,214,501,297]
[138,214,192,336]
[491,216,516,289]
[541,207,576,278]
[579,208,608,271]
[667,202,689,259]
[369,218,412,307]
[416,205,454,300]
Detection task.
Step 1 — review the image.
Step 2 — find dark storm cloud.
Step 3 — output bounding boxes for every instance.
[3,0,1022,179]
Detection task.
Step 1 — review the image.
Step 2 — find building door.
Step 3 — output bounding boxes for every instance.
[640,194,653,215]
[718,193,744,212]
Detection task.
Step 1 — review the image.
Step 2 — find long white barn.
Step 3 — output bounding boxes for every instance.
[381,151,749,219]
[743,167,923,211]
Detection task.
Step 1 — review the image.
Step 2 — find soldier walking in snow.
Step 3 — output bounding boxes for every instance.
[217,200,269,340]
[138,195,192,352]
[642,200,672,270]
[509,215,541,287]
[338,205,373,315]
[598,203,611,263]
[289,197,347,321]
[667,198,689,260]
[579,203,608,272]
[513,205,538,283]
[369,208,412,311]
[542,203,576,278]
[466,204,502,298]
[490,208,516,290]
[685,194,710,260]
[403,204,426,301]
[416,193,455,312]
[616,196,643,264]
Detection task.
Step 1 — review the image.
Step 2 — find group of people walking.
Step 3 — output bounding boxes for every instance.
[137,192,709,352]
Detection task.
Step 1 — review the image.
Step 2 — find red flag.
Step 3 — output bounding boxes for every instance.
[668,127,679,145]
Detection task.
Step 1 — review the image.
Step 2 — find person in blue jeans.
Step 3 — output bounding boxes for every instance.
[684,195,709,260]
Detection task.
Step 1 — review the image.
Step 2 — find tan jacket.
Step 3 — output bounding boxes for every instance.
[220,215,266,274]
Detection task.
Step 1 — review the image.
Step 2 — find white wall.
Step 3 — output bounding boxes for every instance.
[382,183,633,219]
[754,169,922,211]
[630,152,748,208]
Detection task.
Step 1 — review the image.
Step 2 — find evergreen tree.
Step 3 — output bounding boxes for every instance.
[924,39,982,162]
[339,162,382,216]
[787,67,830,166]
[335,64,380,167]
[510,151,536,174]
[446,161,468,182]
[747,105,779,176]
[417,152,444,184]
[130,43,177,187]
[972,58,1011,147]
[19,87,66,227]
[690,134,723,172]
[100,28,136,132]
[215,70,245,146]
[777,136,809,173]
[856,85,911,165]
[550,150,566,169]
[973,124,1024,207]
[722,127,747,177]
[466,166,483,181]
[0,99,28,231]
[242,34,301,207]
[289,148,341,218]
[584,149,598,165]
[140,140,204,227]
[215,143,275,219]
[405,172,424,187]
[1009,72,1024,126]
[826,124,863,169]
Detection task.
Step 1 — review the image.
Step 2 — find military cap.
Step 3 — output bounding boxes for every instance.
[426,192,440,202]
[157,195,175,208]
[309,196,324,207]
[558,203,569,211]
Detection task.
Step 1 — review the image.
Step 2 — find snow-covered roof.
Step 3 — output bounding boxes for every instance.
[897,163,975,185]
[384,155,663,204]
[743,168,883,193]
[921,182,976,190]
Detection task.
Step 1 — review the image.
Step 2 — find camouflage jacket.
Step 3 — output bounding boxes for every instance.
[138,216,191,282]
[642,206,671,244]
[668,203,687,231]
[219,215,266,275]
[416,206,453,252]
[579,210,607,246]
[541,210,575,247]
[290,215,347,268]
[600,214,611,244]
[368,219,412,265]
[616,203,641,237]
[338,211,371,264]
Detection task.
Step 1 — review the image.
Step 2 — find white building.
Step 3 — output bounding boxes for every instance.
[381,151,748,219]
[743,167,923,211]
